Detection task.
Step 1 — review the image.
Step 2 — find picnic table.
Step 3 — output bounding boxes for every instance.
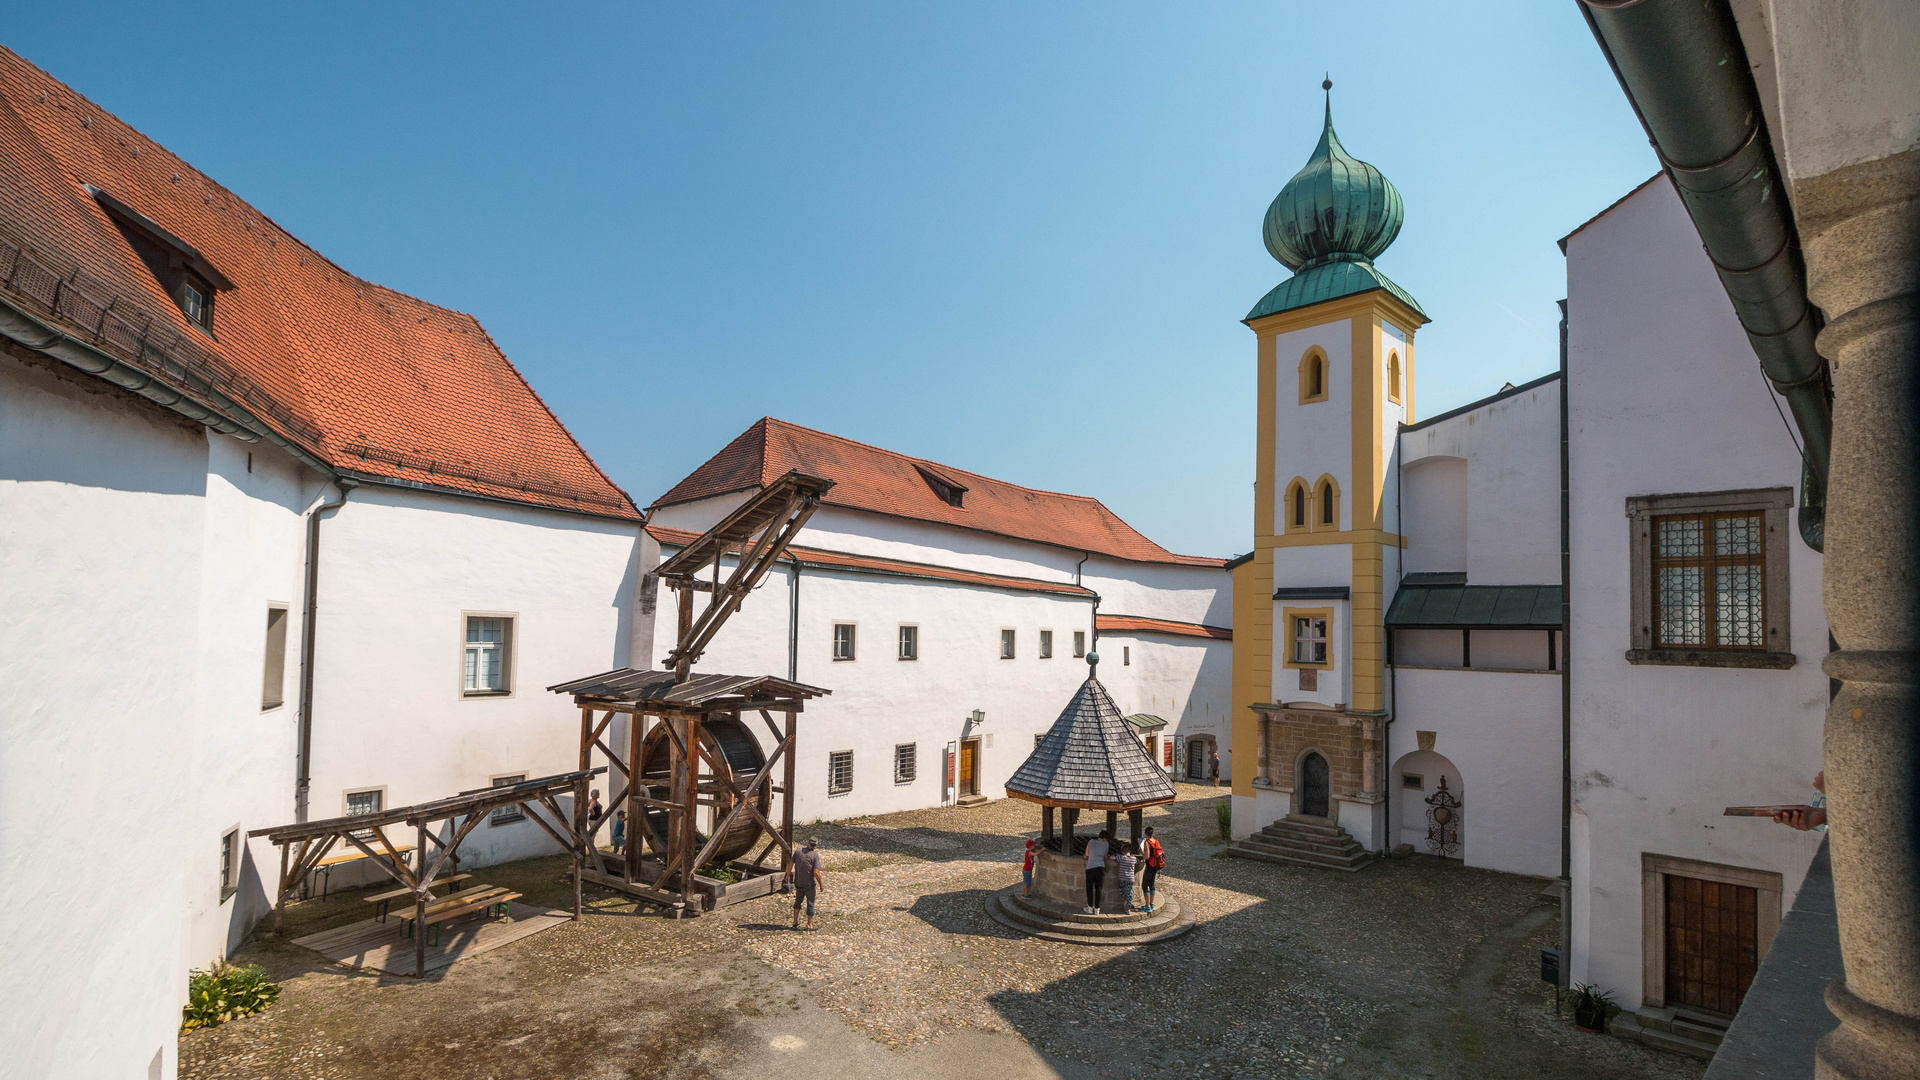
[308,844,416,901]
[364,873,473,922]
[393,883,522,946]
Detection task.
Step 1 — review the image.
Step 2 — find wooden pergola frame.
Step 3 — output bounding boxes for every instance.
[251,768,602,977]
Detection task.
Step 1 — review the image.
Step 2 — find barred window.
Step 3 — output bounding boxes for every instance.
[490,773,527,825]
[828,750,854,796]
[1627,488,1793,670]
[344,788,382,840]
[894,743,916,784]
[1654,512,1765,649]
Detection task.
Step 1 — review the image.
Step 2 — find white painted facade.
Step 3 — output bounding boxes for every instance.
[1564,178,1828,1012]
[646,486,1232,825]
[0,345,651,1080]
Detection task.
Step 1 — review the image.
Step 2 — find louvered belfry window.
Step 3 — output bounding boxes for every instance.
[1653,512,1765,649]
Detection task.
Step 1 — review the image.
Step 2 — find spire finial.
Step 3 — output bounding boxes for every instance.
[1323,74,1332,93]
[1087,650,1099,674]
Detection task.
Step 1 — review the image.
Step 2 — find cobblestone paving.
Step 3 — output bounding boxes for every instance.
[182,785,1705,1080]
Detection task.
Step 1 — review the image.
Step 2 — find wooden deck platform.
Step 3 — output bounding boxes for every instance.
[291,902,570,976]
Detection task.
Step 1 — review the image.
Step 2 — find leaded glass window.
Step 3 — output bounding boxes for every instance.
[1654,512,1765,649]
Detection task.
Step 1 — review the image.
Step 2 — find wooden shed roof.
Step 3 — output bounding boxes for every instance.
[548,668,829,707]
[1006,672,1176,810]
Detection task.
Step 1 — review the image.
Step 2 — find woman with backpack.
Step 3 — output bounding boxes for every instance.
[1138,825,1165,912]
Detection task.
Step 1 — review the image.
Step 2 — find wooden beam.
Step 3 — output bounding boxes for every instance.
[413,821,428,978]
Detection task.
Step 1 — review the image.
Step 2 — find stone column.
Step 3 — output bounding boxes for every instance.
[1801,148,1920,1080]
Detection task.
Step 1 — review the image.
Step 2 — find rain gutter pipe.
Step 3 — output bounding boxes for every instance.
[1559,302,1575,989]
[295,478,355,822]
[1385,439,1403,855]
[786,551,801,682]
[1578,0,1831,551]
[0,294,335,478]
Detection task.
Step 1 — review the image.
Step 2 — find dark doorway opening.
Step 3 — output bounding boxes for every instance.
[1300,751,1330,818]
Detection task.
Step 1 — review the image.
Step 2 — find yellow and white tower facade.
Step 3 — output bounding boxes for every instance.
[1230,91,1428,851]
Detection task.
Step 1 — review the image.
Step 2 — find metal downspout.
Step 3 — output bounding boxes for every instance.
[1559,302,1575,990]
[1577,0,1831,551]
[295,479,355,822]
[1385,436,1402,855]
[786,551,801,683]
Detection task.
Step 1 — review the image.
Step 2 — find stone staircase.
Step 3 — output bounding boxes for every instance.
[1226,814,1374,872]
[956,794,989,808]
[1609,1007,1727,1061]
[985,885,1195,945]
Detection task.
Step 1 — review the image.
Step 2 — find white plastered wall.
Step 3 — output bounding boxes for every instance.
[1270,319,1353,536]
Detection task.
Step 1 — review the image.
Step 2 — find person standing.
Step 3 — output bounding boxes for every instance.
[1113,841,1139,913]
[611,808,627,855]
[1022,838,1037,898]
[587,789,605,828]
[1139,825,1165,913]
[1210,749,1221,787]
[787,836,825,930]
[1083,829,1110,914]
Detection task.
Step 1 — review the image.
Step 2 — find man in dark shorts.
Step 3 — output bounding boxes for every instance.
[787,836,824,930]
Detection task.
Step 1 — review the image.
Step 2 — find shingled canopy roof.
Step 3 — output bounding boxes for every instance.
[1007,671,1176,811]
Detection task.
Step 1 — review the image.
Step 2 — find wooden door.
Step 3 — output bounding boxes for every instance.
[959,740,978,795]
[1300,752,1330,818]
[1665,873,1759,1017]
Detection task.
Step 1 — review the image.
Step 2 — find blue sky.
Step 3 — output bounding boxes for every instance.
[10,3,1655,556]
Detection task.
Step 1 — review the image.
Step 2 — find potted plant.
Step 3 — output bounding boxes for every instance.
[1570,982,1618,1034]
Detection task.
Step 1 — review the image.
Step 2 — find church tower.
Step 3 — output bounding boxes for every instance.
[1230,84,1428,851]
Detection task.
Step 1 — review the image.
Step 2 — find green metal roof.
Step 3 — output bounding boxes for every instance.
[1263,99,1404,271]
[1385,584,1562,629]
[1123,713,1168,731]
[1245,258,1427,323]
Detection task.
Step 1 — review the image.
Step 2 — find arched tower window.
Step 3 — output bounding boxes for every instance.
[1298,347,1329,404]
[1313,474,1341,532]
[1387,349,1402,405]
[1285,478,1310,534]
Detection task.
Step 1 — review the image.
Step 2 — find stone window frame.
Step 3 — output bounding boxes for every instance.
[1640,852,1783,1010]
[1625,487,1795,669]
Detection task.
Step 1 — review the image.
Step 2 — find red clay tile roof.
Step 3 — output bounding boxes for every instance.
[646,525,1097,598]
[0,48,638,520]
[1096,614,1232,640]
[653,417,1224,566]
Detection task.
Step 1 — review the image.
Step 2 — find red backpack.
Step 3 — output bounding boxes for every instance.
[1145,838,1165,868]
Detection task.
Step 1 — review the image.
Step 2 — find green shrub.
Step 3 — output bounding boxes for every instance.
[1216,801,1232,839]
[181,961,279,1032]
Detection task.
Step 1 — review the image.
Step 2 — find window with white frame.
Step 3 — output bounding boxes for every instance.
[1000,628,1016,659]
[1073,630,1086,657]
[261,606,289,709]
[345,787,382,840]
[833,622,856,661]
[490,773,527,825]
[464,615,513,695]
[219,827,241,900]
[898,624,918,661]
[1039,630,1053,658]
[895,743,917,784]
[1291,614,1329,665]
[1627,489,1793,668]
[828,750,854,795]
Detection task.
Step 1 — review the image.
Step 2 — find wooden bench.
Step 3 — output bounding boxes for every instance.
[364,874,474,922]
[393,885,521,945]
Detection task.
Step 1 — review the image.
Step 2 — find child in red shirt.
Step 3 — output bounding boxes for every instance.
[1022,839,1037,898]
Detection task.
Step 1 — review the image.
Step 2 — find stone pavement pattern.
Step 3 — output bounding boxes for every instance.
[181,785,1705,1080]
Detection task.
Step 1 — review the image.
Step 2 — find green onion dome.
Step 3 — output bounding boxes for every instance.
[1262,95,1405,272]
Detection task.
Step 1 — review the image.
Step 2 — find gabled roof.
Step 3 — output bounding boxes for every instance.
[0,48,638,520]
[1005,673,1176,810]
[653,417,1224,567]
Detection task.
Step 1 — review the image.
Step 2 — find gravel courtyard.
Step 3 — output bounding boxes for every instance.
[181,785,1703,1080]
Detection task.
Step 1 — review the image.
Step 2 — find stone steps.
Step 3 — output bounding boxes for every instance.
[1610,1008,1726,1061]
[1225,815,1374,871]
[985,886,1195,945]
[956,794,989,808]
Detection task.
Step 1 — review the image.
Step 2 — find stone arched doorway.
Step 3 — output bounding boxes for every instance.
[1298,750,1331,818]
[1393,749,1465,859]
[1183,735,1217,781]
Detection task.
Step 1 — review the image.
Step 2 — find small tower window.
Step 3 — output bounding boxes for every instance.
[1286,478,1310,534]
[1313,475,1340,532]
[1387,349,1403,405]
[1298,347,1330,404]
[1310,358,1323,397]
[1320,481,1335,526]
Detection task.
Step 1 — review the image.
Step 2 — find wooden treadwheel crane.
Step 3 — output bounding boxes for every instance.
[549,471,835,915]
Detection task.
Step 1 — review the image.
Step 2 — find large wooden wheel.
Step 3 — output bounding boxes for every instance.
[638,715,769,868]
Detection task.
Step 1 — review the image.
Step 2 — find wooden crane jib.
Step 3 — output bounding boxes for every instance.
[655,470,835,681]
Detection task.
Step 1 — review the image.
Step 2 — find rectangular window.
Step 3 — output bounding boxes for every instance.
[1073,630,1086,657]
[833,622,856,661]
[1403,773,1425,790]
[345,787,382,840]
[181,281,207,326]
[464,615,513,695]
[1627,489,1793,668]
[490,773,527,825]
[219,827,240,900]
[1292,615,1329,665]
[1000,628,1016,659]
[1123,645,1131,666]
[897,624,917,661]
[828,750,854,796]
[261,606,289,709]
[894,743,917,784]
[1039,630,1053,658]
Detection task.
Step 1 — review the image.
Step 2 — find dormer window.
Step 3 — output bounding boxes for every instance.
[86,184,232,336]
[914,464,967,508]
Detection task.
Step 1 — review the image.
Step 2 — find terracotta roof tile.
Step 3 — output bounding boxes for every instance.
[646,525,1097,599]
[0,48,638,519]
[1095,614,1232,641]
[655,417,1224,566]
